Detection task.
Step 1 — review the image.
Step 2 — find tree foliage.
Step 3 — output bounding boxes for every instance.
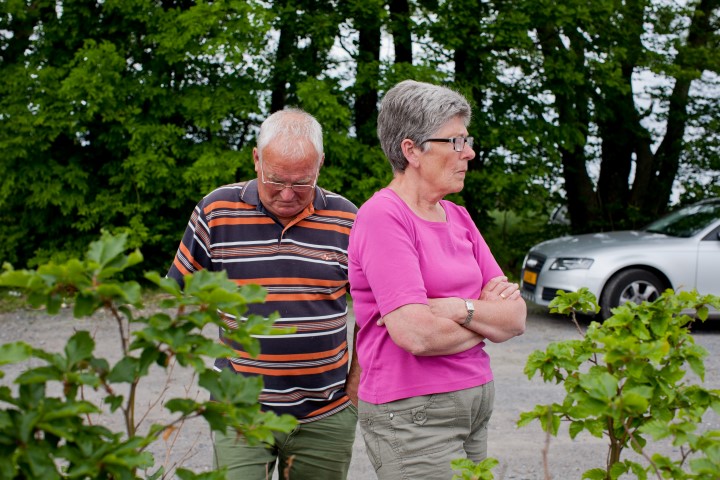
[0,0,271,270]
[1,0,718,273]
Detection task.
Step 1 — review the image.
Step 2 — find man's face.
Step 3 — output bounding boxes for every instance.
[253,139,321,225]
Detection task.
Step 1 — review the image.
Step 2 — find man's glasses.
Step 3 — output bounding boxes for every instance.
[260,160,318,193]
[424,136,474,152]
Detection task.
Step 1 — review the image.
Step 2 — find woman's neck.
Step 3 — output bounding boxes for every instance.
[389,176,446,222]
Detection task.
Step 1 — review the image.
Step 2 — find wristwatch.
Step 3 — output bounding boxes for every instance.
[462,299,475,327]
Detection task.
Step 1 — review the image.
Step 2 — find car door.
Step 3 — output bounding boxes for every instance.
[696,225,720,295]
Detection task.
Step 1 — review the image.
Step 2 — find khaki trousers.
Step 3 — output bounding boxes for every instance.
[358,382,495,480]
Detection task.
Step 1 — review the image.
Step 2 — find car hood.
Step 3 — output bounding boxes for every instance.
[530,230,686,257]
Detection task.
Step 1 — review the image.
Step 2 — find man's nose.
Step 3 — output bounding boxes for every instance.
[279,187,296,200]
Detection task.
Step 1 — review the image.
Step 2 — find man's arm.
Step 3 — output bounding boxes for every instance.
[345,322,361,406]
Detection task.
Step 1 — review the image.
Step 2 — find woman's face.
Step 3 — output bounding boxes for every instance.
[417,116,476,196]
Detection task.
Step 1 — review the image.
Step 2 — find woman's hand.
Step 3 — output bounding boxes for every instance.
[480,276,520,301]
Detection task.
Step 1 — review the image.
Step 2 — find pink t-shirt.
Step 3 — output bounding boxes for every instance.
[348,188,504,404]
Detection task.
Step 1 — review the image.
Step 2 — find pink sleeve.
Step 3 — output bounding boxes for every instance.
[353,200,428,316]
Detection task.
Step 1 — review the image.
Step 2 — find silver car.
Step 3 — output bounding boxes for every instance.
[520,198,720,319]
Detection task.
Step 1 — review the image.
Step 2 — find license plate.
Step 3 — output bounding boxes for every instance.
[523,270,538,285]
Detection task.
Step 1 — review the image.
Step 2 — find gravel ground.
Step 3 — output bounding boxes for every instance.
[1,304,719,479]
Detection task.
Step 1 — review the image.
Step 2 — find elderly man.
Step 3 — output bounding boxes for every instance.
[167,108,359,479]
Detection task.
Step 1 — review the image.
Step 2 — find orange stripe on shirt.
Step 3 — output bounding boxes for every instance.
[231,353,348,376]
[172,258,191,276]
[208,217,276,227]
[296,221,352,235]
[203,200,255,214]
[315,209,356,220]
[307,396,350,417]
[264,288,347,303]
[178,242,204,271]
[233,342,347,361]
[233,278,347,287]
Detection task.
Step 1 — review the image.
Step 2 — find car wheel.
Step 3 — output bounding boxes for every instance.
[600,269,664,319]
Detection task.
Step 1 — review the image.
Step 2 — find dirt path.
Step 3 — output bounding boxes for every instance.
[1,305,719,479]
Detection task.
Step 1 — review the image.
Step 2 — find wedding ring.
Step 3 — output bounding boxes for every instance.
[500,293,507,299]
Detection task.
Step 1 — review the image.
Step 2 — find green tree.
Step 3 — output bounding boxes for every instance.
[489,0,720,231]
[268,0,342,112]
[2,0,718,276]
[0,0,271,271]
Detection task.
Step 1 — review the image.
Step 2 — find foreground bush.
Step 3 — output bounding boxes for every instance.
[521,288,720,480]
[0,232,296,479]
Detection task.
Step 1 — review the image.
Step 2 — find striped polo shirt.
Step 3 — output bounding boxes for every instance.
[167,179,357,422]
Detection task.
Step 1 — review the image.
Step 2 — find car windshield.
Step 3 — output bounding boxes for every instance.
[644,201,720,237]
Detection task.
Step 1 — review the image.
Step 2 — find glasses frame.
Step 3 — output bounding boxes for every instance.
[424,136,474,152]
[259,159,318,193]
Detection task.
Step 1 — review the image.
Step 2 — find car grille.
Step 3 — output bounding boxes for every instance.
[541,288,562,301]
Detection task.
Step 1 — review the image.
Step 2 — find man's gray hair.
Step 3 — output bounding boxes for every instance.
[377,80,472,172]
[257,108,324,164]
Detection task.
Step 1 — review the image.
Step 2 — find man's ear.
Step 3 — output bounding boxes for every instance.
[253,148,261,173]
[401,139,421,168]
[319,154,325,168]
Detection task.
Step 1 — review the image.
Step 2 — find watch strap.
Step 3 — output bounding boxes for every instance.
[462,299,474,327]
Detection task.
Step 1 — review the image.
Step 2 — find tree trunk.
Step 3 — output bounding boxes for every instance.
[595,0,645,228]
[535,24,601,232]
[270,4,296,113]
[388,0,413,64]
[634,0,718,219]
[353,5,382,145]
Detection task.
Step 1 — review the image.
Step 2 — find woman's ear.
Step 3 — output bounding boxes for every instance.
[401,139,422,168]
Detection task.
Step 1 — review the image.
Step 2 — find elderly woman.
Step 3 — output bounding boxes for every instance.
[348,80,527,478]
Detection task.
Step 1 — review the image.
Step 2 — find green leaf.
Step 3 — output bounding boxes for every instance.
[579,370,618,402]
[0,342,33,366]
[569,420,585,439]
[65,331,95,366]
[176,467,227,480]
[25,442,61,479]
[74,292,101,317]
[87,232,128,268]
[582,468,608,479]
[108,356,139,383]
[16,366,63,384]
[105,394,124,412]
[165,398,199,415]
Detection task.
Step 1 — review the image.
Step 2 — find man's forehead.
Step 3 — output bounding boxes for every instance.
[263,158,318,177]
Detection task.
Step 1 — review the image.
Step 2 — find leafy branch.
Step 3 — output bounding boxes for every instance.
[0,232,297,479]
[520,288,720,480]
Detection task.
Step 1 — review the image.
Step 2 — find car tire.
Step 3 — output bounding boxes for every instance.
[600,269,665,320]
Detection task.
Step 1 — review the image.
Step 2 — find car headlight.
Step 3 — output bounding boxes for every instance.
[549,257,594,270]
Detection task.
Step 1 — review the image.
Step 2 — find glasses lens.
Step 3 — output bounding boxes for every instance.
[453,137,473,151]
[291,184,314,193]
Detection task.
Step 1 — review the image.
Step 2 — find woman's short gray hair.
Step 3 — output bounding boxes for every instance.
[257,108,324,164]
[377,80,472,172]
